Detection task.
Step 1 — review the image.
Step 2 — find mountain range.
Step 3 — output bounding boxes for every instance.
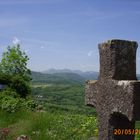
[42,68,99,80]
[32,68,140,85]
[31,69,99,85]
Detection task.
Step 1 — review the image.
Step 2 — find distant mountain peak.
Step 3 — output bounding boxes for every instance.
[42,68,99,80]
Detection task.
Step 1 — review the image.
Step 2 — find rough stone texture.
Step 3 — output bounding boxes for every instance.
[85,39,140,140]
[98,40,138,80]
[85,80,98,107]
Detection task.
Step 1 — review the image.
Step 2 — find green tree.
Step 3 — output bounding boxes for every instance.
[0,44,31,81]
[0,44,31,97]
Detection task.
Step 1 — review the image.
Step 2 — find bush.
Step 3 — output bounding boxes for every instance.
[10,75,31,98]
[0,89,37,113]
[0,88,20,98]
[22,99,38,111]
[0,94,20,113]
[0,89,19,112]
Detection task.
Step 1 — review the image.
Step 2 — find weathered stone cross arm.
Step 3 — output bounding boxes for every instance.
[85,39,140,140]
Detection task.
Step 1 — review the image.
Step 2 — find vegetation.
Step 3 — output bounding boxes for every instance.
[0,45,31,80]
[0,82,98,139]
[0,44,31,97]
[0,45,37,113]
[31,71,85,85]
[0,88,37,113]
[2,43,140,140]
[0,44,98,139]
[0,110,98,140]
[32,84,96,115]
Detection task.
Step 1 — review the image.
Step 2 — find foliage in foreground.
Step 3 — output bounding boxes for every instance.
[0,44,31,98]
[0,84,98,140]
[0,110,98,140]
[0,88,37,113]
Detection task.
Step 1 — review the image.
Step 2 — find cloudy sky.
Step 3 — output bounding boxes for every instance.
[0,0,140,72]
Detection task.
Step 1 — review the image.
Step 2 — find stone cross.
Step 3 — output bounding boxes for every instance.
[85,39,140,140]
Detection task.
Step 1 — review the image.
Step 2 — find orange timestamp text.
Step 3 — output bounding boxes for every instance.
[114,129,140,135]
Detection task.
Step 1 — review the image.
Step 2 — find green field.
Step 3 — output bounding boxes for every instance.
[32,84,96,115]
[0,109,98,140]
[0,83,98,140]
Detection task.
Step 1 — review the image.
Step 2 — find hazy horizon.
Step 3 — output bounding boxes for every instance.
[34,67,99,73]
[1,0,140,73]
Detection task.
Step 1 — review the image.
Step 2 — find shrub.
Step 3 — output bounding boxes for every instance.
[10,75,31,98]
[22,99,37,111]
[0,95,20,113]
[0,88,20,98]
[0,89,37,113]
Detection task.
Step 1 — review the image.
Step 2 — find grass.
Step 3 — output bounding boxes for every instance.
[0,110,98,140]
[0,83,98,140]
[135,121,140,140]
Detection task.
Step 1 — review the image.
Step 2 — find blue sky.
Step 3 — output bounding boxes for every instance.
[0,0,140,73]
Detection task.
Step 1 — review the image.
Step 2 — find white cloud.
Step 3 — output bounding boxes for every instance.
[41,46,45,49]
[12,37,20,44]
[88,51,93,57]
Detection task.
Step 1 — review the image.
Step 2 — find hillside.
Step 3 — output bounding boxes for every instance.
[43,68,99,80]
[31,71,85,85]
[32,70,140,85]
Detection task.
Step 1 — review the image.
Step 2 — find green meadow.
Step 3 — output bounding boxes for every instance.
[0,83,98,140]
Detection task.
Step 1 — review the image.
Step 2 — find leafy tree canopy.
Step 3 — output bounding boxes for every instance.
[0,44,31,81]
[0,44,31,97]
